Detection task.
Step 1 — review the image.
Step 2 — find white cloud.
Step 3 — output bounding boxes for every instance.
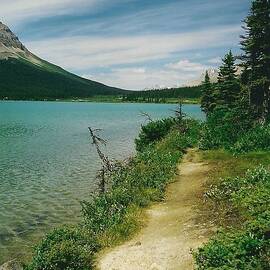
[23,25,241,89]
[208,57,222,64]
[166,59,208,72]
[26,25,241,70]
[84,63,206,90]
[0,0,99,25]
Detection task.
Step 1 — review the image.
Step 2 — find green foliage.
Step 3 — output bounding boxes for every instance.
[195,166,270,270]
[0,58,126,100]
[135,118,176,151]
[201,71,216,115]
[195,227,270,270]
[26,227,99,270]
[199,107,254,150]
[215,50,241,109]
[240,0,270,120]
[233,124,270,154]
[124,85,202,103]
[200,107,270,154]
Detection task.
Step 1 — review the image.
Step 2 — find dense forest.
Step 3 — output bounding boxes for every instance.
[123,85,202,103]
[201,0,270,122]
[0,58,127,100]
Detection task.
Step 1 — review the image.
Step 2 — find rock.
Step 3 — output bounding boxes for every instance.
[0,260,22,270]
[0,21,35,62]
[0,22,26,51]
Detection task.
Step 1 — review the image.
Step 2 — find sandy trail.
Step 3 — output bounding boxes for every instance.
[97,149,213,270]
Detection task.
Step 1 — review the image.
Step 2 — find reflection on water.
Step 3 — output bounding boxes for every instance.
[0,101,204,263]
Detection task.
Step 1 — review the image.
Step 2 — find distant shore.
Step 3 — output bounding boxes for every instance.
[1,97,200,105]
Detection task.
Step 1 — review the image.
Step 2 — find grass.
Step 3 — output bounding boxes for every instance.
[200,150,270,179]
[96,204,145,249]
[198,149,270,227]
[194,150,270,269]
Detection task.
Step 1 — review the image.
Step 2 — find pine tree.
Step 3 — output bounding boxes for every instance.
[216,50,240,108]
[201,71,215,115]
[240,0,270,121]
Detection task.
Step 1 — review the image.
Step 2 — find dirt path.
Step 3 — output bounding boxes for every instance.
[97,149,214,270]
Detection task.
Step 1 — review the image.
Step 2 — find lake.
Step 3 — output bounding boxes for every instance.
[0,101,203,263]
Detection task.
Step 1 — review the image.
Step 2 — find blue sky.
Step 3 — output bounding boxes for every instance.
[1,0,251,89]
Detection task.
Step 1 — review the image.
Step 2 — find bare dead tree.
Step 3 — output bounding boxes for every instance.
[88,127,113,194]
[88,127,113,172]
[139,111,153,122]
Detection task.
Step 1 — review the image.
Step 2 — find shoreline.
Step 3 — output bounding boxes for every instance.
[0,98,200,105]
[25,118,201,269]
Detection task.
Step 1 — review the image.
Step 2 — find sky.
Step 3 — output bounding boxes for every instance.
[1,0,251,90]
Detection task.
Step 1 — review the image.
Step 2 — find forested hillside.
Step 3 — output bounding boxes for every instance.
[124,85,202,103]
[0,58,127,100]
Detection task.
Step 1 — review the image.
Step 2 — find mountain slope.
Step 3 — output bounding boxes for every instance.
[0,22,127,100]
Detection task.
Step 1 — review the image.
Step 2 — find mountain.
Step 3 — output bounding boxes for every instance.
[186,66,243,87]
[185,68,219,87]
[0,22,127,100]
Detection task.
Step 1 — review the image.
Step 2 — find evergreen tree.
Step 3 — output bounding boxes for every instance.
[240,0,270,120]
[216,50,240,108]
[201,71,215,115]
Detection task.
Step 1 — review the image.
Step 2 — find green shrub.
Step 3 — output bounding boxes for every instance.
[232,124,270,154]
[199,107,254,150]
[81,118,200,243]
[195,226,270,270]
[26,227,99,270]
[195,166,270,270]
[135,117,176,151]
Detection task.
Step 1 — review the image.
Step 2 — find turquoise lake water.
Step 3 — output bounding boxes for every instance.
[0,101,204,263]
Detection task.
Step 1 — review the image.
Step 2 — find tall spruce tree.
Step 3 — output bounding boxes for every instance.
[240,0,270,121]
[216,50,240,108]
[201,71,215,115]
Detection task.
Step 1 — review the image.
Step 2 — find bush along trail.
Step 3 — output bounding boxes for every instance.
[194,152,270,270]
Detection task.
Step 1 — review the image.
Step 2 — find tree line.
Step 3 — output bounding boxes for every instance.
[201,0,270,122]
[123,85,202,103]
